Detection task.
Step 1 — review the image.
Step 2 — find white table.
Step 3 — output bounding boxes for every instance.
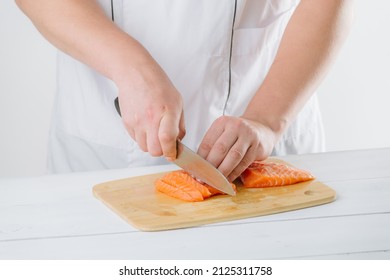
[1,148,389,260]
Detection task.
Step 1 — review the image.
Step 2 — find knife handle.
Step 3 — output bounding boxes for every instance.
[115,97,180,152]
[114,97,121,116]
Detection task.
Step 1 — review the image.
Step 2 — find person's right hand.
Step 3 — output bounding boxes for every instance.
[15,0,186,160]
[116,60,185,161]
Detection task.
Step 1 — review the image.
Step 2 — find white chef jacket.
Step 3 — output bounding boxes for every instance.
[47,0,325,173]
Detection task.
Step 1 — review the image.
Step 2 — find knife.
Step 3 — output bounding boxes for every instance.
[174,140,236,196]
[114,97,236,196]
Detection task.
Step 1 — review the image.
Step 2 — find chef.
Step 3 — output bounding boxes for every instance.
[16,0,353,181]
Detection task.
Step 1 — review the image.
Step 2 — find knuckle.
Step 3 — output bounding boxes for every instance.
[246,126,256,138]
[123,114,142,129]
[255,145,268,160]
[215,142,228,154]
[234,118,244,129]
[146,108,155,121]
[255,140,264,152]
[159,130,176,144]
[215,115,230,125]
[226,117,246,133]
[199,141,213,152]
[228,148,244,161]
[122,117,134,130]
[133,113,143,125]
[216,115,227,122]
[241,121,253,134]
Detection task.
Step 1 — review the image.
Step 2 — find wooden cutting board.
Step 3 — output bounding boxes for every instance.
[93,159,336,231]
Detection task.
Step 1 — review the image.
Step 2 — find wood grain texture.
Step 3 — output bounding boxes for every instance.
[93,160,336,231]
[2,149,389,259]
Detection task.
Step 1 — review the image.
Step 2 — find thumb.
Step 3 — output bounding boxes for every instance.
[159,112,181,160]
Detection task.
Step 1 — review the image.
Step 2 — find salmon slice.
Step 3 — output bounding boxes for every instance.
[155,170,236,202]
[240,161,315,188]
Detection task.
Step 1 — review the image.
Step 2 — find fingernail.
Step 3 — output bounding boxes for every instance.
[227,175,235,183]
[166,156,175,162]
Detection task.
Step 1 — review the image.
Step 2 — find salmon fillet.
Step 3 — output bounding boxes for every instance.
[155,170,236,202]
[240,161,315,188]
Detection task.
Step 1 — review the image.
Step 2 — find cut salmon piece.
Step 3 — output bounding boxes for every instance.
[155,170,236,202]
[240,161,315,188]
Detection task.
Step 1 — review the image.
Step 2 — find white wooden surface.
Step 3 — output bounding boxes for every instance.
[0,149,389,260]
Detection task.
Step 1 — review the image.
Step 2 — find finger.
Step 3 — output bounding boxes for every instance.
[197,118,226,159]
[126,127,135,140]
[159,112,180,160]
[178,110,186,140]
[216,139,251,179]
[205,130,238,168]
[226,144,257,182]
[121,114,136,140]
[135,130,148,152]
[146,121,163,157]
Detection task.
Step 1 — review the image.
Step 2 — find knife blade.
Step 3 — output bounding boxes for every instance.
[114,97,236,196]
[174,141,236,196]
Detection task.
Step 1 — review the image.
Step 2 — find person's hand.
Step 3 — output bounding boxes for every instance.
[117,61,185,160]
[197,116,278,182]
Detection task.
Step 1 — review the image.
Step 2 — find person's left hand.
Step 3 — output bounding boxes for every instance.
[197,116,278,182]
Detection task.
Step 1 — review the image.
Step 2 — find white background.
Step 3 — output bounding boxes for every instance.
[1,1,390,177]
[0,260,389,280]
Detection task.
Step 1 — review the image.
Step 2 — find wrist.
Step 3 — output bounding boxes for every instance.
[241,111,289,139]
[108,36,158,89]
